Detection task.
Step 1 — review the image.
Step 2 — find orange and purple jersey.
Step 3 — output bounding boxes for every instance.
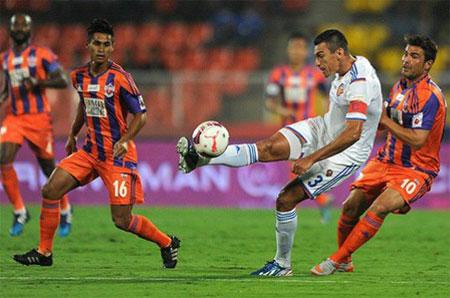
[1,45,61,116]
[266,65,327,125]
[70,61,146,165]
[377,74,447,177]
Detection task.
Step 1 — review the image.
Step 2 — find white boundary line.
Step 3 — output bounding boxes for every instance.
[0,276,448,285]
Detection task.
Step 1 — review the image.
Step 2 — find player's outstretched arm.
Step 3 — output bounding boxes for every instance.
[379,111,429,150]
[292,120,363,175]
[38,66,69,89]
[65,99,85,155]
[113,112,147,158]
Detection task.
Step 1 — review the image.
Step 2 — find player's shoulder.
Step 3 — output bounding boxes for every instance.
[109,62,133,81]
[353,56,375,75]
[33,45,57,56]
[70,64,89,78]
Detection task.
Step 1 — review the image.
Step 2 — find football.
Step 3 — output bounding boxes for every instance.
[192,121,229,158]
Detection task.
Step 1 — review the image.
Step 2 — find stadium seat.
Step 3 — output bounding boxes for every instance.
[183,49,207,70]
[0,26,8,51]
[114,24,137,51]
[233,48,260,71]
[186,23,213,49]
[138,22,162,48]
[61,24,86,50]
[207,48,233,70]
[376,47,402,74]
[34,24,61,49]
[160,22,188,52]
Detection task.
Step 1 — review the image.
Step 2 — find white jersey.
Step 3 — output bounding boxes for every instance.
[324,56,382,163]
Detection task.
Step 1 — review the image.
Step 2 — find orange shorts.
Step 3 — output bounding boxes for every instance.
[59,150,144,205]
[352,159,433,212]
[0,113,54,159]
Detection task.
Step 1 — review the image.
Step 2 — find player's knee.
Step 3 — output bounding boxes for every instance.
[368,203,390,217]
[112,214,131,231]
[342,200,360,218]
[41,182,60,200]
[257,141,282,161]
[276,192,296,211]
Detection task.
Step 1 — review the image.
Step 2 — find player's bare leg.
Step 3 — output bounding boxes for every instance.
[177,132,290,173]
[312,188,405,276]
[38,157,73,237]
[252,178,310,277]
[13,168,78,266]
[111,205,180,269]
[0,142,30,236]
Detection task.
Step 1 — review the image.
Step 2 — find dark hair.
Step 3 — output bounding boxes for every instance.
[404,34,438,62]
[87,18,114,40]
[289,31,308,42]
[314,29,348,53]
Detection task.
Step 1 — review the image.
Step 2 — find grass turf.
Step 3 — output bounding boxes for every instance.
[1,205,449,297]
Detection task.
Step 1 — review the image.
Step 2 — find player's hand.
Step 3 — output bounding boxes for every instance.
[65,135,77,155]
[22,77,38,92]
[291,156,315,176]
[113,139,128,159]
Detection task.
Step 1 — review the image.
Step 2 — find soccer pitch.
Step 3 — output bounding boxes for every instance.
[1,206,449,297]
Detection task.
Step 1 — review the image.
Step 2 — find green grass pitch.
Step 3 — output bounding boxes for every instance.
[1,205,449,297]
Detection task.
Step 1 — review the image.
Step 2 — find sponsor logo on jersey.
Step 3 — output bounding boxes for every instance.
[9,68,30,87]
[84,97,107,118]
[138,95,146,110]
[87,84,100,92]
[12,56,23,65]
[104,83,115,97]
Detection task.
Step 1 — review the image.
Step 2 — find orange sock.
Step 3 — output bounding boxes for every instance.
[337,212,359,263]
[60,195,70,212]
[38,199,60,254]
[1,164,25,211]
[316,194,328,206]
[127,215,171,248]
[331,211,384,263]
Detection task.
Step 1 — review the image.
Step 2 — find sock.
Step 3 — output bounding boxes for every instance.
[38,199,60,254]
[208,144,258,167]
[127,215,171,248]
[1,164,25,211]
[330,211,384,263]
[337,212,359,263]
[60,195,71,214]
[274,209,297,268]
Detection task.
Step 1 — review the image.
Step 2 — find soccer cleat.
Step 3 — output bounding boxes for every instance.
[9,209,30,236]
[176,137,202,173]
[13,248,53,266]
[310,258,338,276]
[336,261,354,272]
[160,236,180,269]
[250,260,293,277]
[58,207,73,238]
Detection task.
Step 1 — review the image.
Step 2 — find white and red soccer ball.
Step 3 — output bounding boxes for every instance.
[192,121,229,158]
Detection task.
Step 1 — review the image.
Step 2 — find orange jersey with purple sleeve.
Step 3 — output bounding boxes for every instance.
[266,65,327,124]
[1,45,61,115]
[70,62,146,165]
[377,74,447,177]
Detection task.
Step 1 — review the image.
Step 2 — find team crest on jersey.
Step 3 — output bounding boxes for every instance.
[28,56,37,67]
[84,98,107,118]
[104,83,115,97]
[326,169,333,177]
[336,83,344,96]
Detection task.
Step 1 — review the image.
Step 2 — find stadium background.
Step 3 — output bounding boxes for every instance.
[0,1,449,297]
[0,0,448,208]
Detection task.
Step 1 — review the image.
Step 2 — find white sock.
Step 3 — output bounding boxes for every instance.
[274,209,297,268]
[208,144,258,167]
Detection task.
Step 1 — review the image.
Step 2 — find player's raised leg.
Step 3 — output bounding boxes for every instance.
[177,130,293,173]
[13,167,79,266]
[38,157,73,237]
[0,142,30,236]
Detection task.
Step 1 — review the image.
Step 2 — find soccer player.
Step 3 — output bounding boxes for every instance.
[265,31,334,224]
[0,14,73,237]
[311,35,446,276]
[13,19,180,268]
[177,29,383,276]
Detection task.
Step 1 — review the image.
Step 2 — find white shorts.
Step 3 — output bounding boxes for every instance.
[280,116,361,198]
